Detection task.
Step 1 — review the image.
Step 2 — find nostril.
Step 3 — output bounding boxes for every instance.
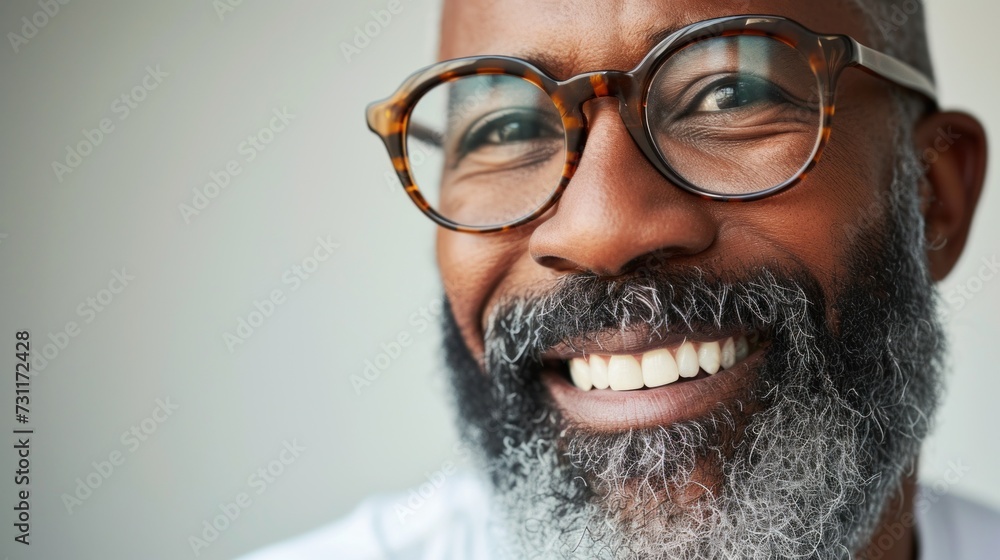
[526,120,718,277]
[620,249,687,276]
[531,254,580,273]
[532,252,632,277]
[532,243,701,278]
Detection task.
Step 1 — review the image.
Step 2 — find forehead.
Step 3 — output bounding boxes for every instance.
[439,0,871,79]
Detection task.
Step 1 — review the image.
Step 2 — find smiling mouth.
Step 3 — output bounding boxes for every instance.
[559,333,762,392]
[549,333,762,391]
[542,332,768,430]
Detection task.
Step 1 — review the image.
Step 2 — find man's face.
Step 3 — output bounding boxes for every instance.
[434,1,946,558]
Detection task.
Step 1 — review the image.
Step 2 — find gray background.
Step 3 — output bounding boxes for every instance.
[0,1,997,558]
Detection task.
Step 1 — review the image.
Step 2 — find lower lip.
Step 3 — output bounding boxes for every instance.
[544,348,766,432]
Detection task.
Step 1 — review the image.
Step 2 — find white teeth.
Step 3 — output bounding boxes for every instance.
[569,358,593,391]
[567,334,757,391]
[642,348,679,388]
[698,341,721,375]
[589,355,610,390]
[676,341,700,378]
[735,335,749,361]
[607,355,644,391]
[721,337,736,369]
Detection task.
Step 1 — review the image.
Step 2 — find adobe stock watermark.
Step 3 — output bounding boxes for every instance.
[188,439,305,557]
[211,0,246,22]
[340,0,404,64]
[918,126,962,171]
[867,458,971,559]
[941,254,1000,318]
[350,296,443,395]
[839,126,961,246]
[222,235,340,353]
[381,142,430,196]
[51,64,169,183]
[7,0,71,54]
[394,442,472,524]
[179,106,295,224]
[875,0,922,39]
[31,267,136,375]
[61,397,179,514]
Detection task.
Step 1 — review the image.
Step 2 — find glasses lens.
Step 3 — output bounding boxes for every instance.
[406,74,566,228]
[646,35,823,196]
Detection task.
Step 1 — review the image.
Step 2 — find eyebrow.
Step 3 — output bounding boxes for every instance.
[510,23,687,80]
[646,23,686,48]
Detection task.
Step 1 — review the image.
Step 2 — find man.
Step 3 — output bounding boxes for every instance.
[245,0,996,558]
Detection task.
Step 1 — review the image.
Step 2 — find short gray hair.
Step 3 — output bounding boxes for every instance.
[851,0,934,82]
[848,0,935,144]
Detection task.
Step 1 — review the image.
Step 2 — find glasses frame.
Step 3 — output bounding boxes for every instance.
[366,14,937,234]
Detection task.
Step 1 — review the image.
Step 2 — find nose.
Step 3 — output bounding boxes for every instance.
[529,99,717,277]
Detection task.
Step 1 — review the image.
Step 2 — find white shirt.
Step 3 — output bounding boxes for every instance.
[239,473,1000,559]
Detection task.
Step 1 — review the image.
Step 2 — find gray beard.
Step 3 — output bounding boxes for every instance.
[442,129,944,559]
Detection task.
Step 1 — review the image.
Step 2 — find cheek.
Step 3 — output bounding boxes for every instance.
[437,229,531,359]
[738,186,866,283]
[714,112,895,291]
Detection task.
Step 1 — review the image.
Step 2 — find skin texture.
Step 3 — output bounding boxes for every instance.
[434,1,988,558]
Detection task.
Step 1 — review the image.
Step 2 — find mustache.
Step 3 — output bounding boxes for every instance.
[483,264,829,370]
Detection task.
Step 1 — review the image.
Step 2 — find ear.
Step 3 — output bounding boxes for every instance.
[913,111,988,281]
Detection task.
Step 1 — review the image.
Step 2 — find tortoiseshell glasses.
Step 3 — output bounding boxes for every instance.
[367,15,937,233]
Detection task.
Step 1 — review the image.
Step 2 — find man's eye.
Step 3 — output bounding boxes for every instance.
[693,76,786,112]
[459,110,558,153]
[488,120,537,144]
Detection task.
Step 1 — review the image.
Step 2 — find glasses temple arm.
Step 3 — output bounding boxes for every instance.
[849,39,938,105]
[407,122,443,148]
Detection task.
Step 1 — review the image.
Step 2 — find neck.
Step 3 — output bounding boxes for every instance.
[857,473,919,560]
